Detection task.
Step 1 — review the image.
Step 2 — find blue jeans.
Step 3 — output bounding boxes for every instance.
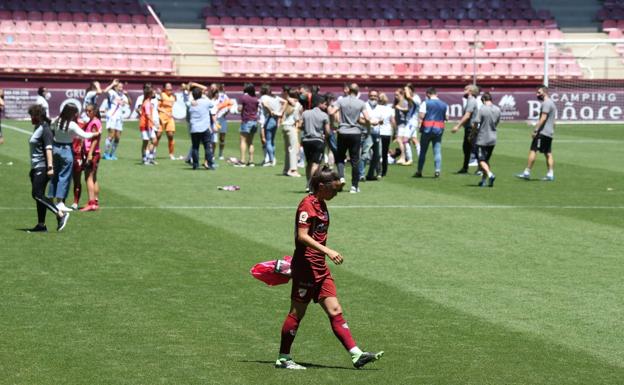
[367,134,381,179]
[48,143,73,199]
[418,130,443,173]
[240,121,257,134]
[191,130,213,169]
[264,116,278,163]
[358,134,380,179]
[358,134,372,177]
[328,131,338,159]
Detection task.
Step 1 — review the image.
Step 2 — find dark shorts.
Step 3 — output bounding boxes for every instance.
[476,145,495,163]
[84,154,100,173]
[302,140,325,164]
[530,134,552,154]
[291,274,337,303]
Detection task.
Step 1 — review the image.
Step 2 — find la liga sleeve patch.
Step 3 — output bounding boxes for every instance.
[298,211,309,224]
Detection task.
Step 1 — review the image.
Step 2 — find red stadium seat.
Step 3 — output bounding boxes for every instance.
[13,11,28,21]
[205,16,220,25]
[131,15,146,24]
[55,12,71,22]
[70,12,86,23]
[332,19,347,27]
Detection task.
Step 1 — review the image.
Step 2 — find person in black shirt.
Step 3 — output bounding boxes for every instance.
[27,104,70,232]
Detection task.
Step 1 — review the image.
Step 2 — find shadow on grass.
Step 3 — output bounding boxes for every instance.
[239,360,377,371]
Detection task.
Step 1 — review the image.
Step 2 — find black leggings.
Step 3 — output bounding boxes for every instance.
[30,168,59,224]
[336,133,362,188]
[380,135,391,177]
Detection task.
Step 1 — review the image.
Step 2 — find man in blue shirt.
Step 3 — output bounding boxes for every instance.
[414,87,449,178]
[187,87,216,170]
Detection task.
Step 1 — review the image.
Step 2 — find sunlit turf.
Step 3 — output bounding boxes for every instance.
[1,119,623,385]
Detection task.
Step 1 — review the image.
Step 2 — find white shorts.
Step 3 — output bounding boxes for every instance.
[140,128,156,141]
[406,117,420,138]
[107,116,123,131]
[397,124,411,138]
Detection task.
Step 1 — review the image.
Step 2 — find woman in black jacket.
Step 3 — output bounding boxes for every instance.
[27,104,69,232]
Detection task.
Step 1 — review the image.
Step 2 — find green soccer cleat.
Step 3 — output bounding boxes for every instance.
[353,351,384,369]
[275,358,306,370]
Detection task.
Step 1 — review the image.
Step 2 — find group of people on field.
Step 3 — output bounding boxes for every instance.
[23,78,556,232]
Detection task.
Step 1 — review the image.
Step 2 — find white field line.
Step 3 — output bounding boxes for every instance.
[1,204,623,211]
[3,123,33,135]
[3,123,622,144]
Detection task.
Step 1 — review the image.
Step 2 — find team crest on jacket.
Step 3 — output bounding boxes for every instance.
[298,288,308,297]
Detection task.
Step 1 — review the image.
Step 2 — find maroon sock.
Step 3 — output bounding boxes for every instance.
[279,313,300,355]
[330,313,356,351]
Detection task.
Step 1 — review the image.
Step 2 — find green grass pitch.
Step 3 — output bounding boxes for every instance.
[1,119,623,385]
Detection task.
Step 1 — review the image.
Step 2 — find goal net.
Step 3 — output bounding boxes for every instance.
[544,39,624,123]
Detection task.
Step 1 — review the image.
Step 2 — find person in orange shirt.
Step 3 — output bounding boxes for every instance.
[158,82,177,160]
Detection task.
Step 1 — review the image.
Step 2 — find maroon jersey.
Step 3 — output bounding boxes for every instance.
[293,194,330,281]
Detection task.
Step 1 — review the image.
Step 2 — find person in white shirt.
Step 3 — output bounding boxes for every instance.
[403,84,422,166]
[281,88,303,177]
[35,86,51,118]
[48,103,96,212]
[377,93,395,177]
[103,80,129,160]
[259,84,286,167]
[81,80,116,123]
[214,84,234,160]
[360,90,383,181]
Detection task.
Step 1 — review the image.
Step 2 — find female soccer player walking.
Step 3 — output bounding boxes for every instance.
[276,166,383,370]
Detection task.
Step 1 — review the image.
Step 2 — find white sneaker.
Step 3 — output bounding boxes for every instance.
[339,177,346,186]
[469,160,478,167]
[275,359,306,370]
[70,203,78,210]
[219,156,225,160]
[56,202,73,212]
[349,186,360,194]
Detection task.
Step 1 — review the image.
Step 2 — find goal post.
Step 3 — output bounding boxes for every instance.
[544,39,624,123]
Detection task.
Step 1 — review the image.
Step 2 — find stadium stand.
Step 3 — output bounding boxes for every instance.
[601,1,624,65]
[0,1,175,75]
[202,0,556,27]
[598,0,624,23]
[201,0,582,79]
